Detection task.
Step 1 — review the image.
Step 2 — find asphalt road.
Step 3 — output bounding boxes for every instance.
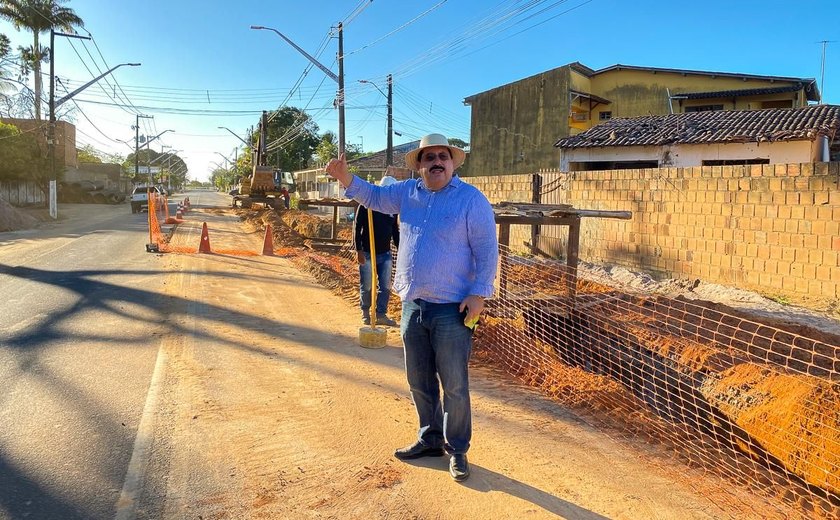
[0,198,178,520]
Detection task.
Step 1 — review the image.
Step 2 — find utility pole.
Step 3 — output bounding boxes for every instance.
[259,111,268,166]
[818,40,834,104]
[47,29,91,218]
[134,114,153,182]
[359,74,394,168]
[386,74,393,167]
[250,23,345,156]
[337,22,345,157]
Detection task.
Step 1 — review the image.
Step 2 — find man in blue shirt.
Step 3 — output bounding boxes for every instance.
[326,133,498,482]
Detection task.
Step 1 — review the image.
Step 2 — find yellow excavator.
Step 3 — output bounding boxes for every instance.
[230,111,296,209]
[231,166,294,209]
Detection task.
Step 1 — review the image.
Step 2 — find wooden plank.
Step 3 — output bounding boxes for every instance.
[566,216,581,305]
[498,223,511,299]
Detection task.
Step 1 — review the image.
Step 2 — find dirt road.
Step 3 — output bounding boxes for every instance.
[139,194,786,519]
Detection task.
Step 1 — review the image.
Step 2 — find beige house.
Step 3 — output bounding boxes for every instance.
[554,105,840,171]
[464,62,819,176]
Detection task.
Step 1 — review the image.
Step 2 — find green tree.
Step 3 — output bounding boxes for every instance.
[448,138,468,150]
[210,166,235,192]
[0,33,11,90]
[314,130,337,166]
[0,120,47,182]
[76,144,100,163]
[122,149,187,186]
[313,130,364,165]
[261,107,319,172]
[0,0,84,120]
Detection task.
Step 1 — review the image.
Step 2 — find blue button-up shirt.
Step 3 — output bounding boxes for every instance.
[345,175,498,304]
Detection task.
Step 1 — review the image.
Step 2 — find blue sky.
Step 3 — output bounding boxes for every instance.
[1,0,839,182]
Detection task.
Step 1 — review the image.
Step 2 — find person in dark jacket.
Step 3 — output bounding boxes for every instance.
[355,175,400,326]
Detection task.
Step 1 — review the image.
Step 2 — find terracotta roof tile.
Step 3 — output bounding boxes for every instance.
[347,140,420,169]
[554,105,840,149]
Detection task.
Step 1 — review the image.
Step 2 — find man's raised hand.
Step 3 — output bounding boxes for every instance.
[325,153,352,187]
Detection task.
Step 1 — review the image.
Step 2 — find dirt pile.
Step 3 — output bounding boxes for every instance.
[0,197,39,232]
[237,208,400,318]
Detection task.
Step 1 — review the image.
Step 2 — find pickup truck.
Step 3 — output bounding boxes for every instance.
[130,185,162,213]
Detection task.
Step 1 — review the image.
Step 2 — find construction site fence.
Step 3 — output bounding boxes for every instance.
[150,195,838,518]
[306,224,839,519]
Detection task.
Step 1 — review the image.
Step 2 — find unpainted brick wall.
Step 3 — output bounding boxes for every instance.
[463,162,840,302]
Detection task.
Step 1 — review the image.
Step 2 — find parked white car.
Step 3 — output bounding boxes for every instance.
[130,185,162,213]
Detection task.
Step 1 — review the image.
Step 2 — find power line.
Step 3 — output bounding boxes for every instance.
[69,97,265,116]
[817,40,837,104]
[347,0,448,56]
[342,0,373,26]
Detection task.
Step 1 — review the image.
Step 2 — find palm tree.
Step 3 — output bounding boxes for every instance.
[0,0,84,120]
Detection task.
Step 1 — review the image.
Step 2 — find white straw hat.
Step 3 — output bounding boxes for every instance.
[405,133,466,170]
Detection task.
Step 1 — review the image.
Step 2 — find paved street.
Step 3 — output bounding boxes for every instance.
[0,201,173,519]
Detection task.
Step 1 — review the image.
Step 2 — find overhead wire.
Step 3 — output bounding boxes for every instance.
[342,0,373,26]
[390,0,545,78]
[346,0,448,56]
[78,31,145,114]
[64,38,136,117]
[390,0,586,79]
[457,0,595,61]
[55,76,124,146]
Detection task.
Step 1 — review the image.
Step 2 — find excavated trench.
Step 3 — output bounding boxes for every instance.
[517,294,839,514]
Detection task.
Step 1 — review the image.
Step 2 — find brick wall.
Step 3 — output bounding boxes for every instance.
[0,118,76,169]
[463,162,840,302]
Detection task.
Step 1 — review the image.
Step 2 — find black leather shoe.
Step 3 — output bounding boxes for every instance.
[394,441,445,460]
[449,454,470,482]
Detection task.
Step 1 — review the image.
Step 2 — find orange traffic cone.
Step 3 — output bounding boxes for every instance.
[198,222,211,253]
[262,224,274,256]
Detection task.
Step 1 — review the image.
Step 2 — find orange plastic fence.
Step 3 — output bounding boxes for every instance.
[147,194,268,256]
[145,196,839,518]
[297,235,839,519]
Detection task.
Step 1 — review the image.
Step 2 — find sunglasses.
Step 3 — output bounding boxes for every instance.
[420,152,452,163]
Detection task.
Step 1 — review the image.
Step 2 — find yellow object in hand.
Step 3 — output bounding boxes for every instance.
[464,316,479,330]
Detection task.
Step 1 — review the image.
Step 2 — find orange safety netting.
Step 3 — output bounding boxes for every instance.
[149,201,840,518]
[276,218,839,520]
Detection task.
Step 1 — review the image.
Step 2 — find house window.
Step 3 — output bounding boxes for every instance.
[761,100,793,109]
[570,160,659,171]
[599,111,612,121]
[702,159,770,166]
[685,104,724,112]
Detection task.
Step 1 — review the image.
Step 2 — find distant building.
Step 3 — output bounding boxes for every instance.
[0,117,77,170]
[346,139,420,181]
[463,62,819,176]
[293,140,421,201]
[554,105,840,171]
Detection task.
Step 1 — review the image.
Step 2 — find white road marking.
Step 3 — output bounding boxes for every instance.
[114,342,167,520]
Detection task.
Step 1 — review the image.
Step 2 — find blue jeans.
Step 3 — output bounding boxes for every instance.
[359,251,392,317]
[400,299,473,455]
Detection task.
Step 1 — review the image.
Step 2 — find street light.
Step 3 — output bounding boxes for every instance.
[359,74,393,167]
[215,152,231,170]
[144,130,174,186]
[161,146,182,192]
[54,63,141,108]
[251,23,346,156]
[217,126,250,147]
[47,26,139,219]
